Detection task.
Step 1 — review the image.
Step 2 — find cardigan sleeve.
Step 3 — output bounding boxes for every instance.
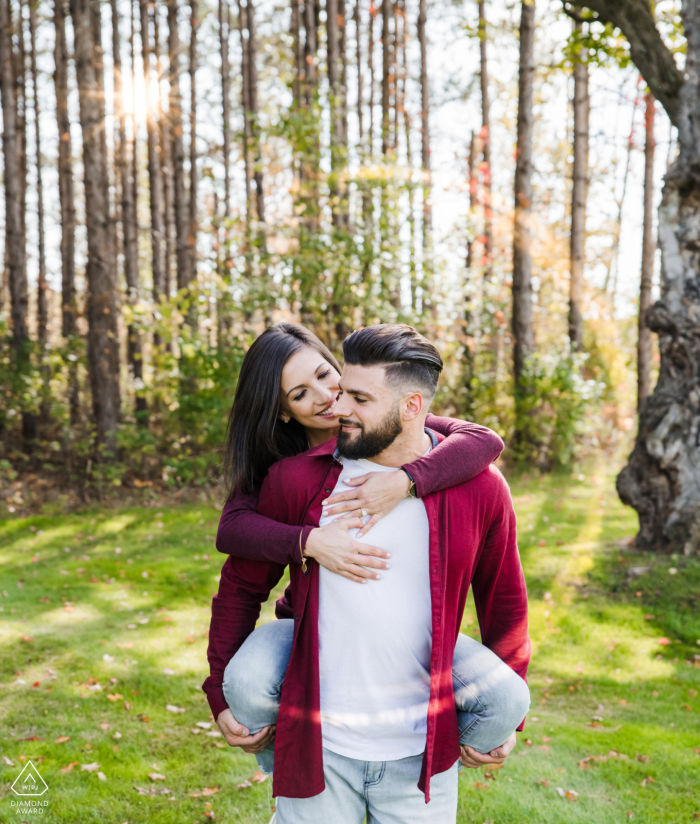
[202,555,286,719]
[216,487,314,566]
[403,415,504,498]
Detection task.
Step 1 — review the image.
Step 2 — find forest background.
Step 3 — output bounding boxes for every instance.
[0,0,673,511]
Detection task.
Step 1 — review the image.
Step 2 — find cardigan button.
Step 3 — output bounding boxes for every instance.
[295,615,301,621]
[324,487,332,494]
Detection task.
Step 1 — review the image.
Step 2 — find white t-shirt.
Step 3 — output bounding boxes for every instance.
[317,455,432,761]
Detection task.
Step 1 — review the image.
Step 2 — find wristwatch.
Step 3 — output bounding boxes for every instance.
[401,468,418,498]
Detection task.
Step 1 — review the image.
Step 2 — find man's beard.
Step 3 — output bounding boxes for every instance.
[336,404,403,460]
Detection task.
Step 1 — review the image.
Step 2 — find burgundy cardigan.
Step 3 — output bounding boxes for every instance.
[203,433,530,802]
[215,414,504,565]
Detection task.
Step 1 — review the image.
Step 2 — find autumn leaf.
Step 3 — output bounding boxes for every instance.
[99,723,110,731]
[18,736,43,741]
[116,642,133,649]
[166,704,186,713]
[237,780,252,789]
[3,756,15,766]
[19,634,33,642]
[81,762,100,772]
[60,762,79,773]
[658,638,670,646]
[474,780,490,789]
[107,693,123,702]
[196,722,213,729]
[524,738,533,746]
[55,735,70,744]
[536,778,550,788]
[251,771,267,784]
[148,772,167,781]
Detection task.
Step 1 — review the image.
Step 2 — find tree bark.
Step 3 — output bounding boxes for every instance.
[29,0,50,424]
[610,0,700,552]
[568,18,588,352]
[188,0,198,302]
[381,0,391,155]
[637,90,655,408]
[155,6,175,301]
[139,0,167,326]
[237,0,253,235]
[418,0,434,313]
[512,0,535,388]
[70,0,121,452]
[466,130,477,270]
[478,0,492,276]
[167,0,189,296]
[54,0,79,423]
[368,1,374,154]
[0,0,37,445]
[219,0,231,219]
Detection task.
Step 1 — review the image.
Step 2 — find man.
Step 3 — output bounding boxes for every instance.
[204,324,530,822]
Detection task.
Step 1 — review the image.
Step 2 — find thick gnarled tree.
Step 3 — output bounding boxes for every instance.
[570,0,699,552]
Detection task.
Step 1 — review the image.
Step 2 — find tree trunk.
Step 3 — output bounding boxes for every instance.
[637,90,655,408]
[188,0,198,303]
[29,1,50,425]
[0,0,36,445]
[17,0,28,274]
[354,0,363,145]
[512,0,535,388]
[54,0,79,424]
[368,1,374,154]
[246,0,265,230]
[219,0,231,219]
[418,0,433,314]
[70,0,121,452]
[167,0,189,296]
[615,0,700,553]
[139,0,167,334]
[327,0,345,227]
[466,131,477,270]
[155,6,175,301]
[478,0,492,276]
[569,19,588,352]
[381,0,391,155]
[238,0,253,237]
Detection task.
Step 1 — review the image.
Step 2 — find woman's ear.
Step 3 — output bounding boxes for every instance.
[279,415,291,424]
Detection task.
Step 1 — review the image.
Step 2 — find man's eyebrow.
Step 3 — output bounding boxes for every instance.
[285,362,327,397]
[343,387,377,401]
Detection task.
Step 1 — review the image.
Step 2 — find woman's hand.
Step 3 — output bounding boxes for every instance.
[216,708,275,754]
[304,518,391,584]
[321,470,411,537]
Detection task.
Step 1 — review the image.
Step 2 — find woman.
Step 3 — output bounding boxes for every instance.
[208,323,529,776]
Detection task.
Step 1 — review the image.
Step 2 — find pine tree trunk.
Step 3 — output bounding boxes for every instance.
[167,0,189,296]
[466,131,477,270]
[512,0,535,389]
[29,1,50,425]
[246,0,265,229]
[418,0,433,314]
[569,19,588,352]
[327,0,342,225]
[219,0,231,219]
[188,0,198,304]
[381,0,391,155]
[354,0,363,144]
[368,2,374,154]
[238,0,253,238]
[70,0,121,452]
[155,7,175,301]
[637,90,655,408]
[0,0,36,446]
[16,0,28,274]
[54,0,79,423]
[139,0,167,332]
[478,0,492,275]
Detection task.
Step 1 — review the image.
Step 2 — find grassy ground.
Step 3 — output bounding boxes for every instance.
[0,464,699,824]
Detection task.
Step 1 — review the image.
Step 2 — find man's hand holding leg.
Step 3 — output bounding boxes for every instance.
[459,730,517,769]
[217,708,276,754]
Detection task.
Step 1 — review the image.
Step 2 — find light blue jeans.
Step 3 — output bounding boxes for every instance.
[222,619,530,786]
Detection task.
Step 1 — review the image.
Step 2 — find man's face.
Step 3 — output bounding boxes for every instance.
[334,363,404,460]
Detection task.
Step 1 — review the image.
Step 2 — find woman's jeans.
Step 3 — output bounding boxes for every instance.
[222,619,530,775]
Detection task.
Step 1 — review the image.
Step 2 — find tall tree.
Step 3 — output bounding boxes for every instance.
[139,0,167,333]
[512,0,536,392]
[237,0,252,232]
[569,0,697,551]
[0,0,36,445]
[418,0,433,310]
[327,0,347,227]
[155,6,175,299]
[70,0,121,451]
[219,0,231,220]
[246,0,265,228]
[466,131,477,270]
[478,0,492,275]
[188,0,198,293]
[113,0,145,414]
[29,0,49,424]
[381,0,391,154]
[16,0,28,267]
[167,0,189,296]
[637,90,655,407]
[568,18,588,351]
[54,0,79,423]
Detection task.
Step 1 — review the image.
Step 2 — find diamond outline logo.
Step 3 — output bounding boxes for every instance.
[10,760,49,796]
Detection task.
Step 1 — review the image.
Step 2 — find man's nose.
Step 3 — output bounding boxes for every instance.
[333,395,352,417]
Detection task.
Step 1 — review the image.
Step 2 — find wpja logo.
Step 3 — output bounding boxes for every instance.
[9,761,49,815]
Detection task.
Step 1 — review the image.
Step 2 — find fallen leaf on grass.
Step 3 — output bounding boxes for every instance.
[166,704,185,713]
[189,786,220,798]
[162,668,176,675]
[60,762,79,773]
[640,777,656,787]
[251,771,267,784]
[99,723,110,731]
[474,781,490,790]
[682,705,693,712]
[18,736,43,741]
[237,780,252,789]
[19,634,33,642]
[3,756,15,766]
[55,736,70,744]
[116,642,133,649]
[107,694,123,702]
[484,771,497,780]
[81,763,100,772]
[626,812,634,820]
[148,772,167,781]
[205,731,222,738]
[196,722,213,730]
[536,778,550,788]
[658,638,670,646]
[636,754,650,762]
[555,787,578,801]
[542,736,552,743]
[133,785,172,796]
[97,771,106,781]
[113,732,122,739]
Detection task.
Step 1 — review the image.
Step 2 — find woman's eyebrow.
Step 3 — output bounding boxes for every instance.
[285,363,327,397]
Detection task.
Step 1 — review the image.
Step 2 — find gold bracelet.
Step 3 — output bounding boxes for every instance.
[299,528,307,574]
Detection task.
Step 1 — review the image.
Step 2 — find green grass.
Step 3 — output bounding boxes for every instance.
[0,465,699,823]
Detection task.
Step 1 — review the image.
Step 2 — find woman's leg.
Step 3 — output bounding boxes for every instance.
[452,633,531,754]
[222,618,294,774]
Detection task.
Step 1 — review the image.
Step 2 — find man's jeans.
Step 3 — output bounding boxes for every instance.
[222,620,530,820]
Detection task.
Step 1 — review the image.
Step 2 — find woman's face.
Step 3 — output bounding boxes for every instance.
[279,346,341,432]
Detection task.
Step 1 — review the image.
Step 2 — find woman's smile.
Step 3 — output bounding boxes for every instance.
[315,394,340,419]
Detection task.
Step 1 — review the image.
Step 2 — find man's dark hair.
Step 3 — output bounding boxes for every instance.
[342,324,443,399]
